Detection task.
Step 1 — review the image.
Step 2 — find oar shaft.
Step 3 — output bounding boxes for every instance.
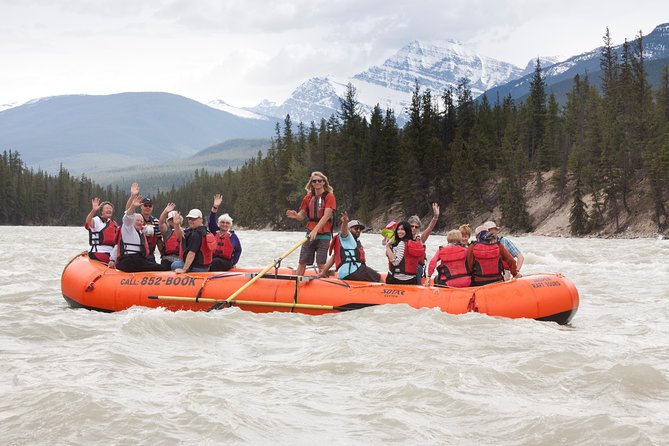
[150,294,339,311]
[225,236,308,302]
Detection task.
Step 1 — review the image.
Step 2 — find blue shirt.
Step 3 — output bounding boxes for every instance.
[337,232,362,279]
[499,236,521,258]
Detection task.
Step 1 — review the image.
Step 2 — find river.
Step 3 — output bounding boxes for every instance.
[1,227,668,445]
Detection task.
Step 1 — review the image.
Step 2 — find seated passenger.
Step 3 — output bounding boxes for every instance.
[173,209,212,274]
[208,194,242,271]
[139,196,162,263]
[319,212,381,282]
[110,183,167,272]
[158,202,184,270]
[407,202,440,283]
[466,230,518,286]
[84,197,119,264]
[427,229,471,287]
[384,221,425,285]
[458,223,473,247]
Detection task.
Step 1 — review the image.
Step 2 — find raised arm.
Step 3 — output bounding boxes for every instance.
[158,202,176,234]
[420,202,440,243]
[125,182,140,214]
[85,197,101,227]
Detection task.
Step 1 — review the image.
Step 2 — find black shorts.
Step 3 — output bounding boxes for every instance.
[298,238,330,265]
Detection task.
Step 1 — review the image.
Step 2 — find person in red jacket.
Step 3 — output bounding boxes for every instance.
[427,229,471,287]
[466,230,519,286]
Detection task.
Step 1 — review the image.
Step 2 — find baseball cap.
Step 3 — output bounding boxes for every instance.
[348,219,365,230]
[186,209,203,219]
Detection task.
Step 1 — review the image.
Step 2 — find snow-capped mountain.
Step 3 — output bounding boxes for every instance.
[484,22,669,103]
[243,39,530,124]
[206,99,269,120]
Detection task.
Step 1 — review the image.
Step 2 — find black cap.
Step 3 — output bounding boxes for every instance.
[141,197,153,204]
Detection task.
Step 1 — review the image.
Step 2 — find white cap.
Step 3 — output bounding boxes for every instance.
[186,209,203,219]
[474,225,487,236]
[348,219,365,230]
[483,221,498,230]
[167,210,177,220]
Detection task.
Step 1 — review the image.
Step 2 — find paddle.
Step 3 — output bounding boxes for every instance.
[222,236,308,303]
[148,294,375,312]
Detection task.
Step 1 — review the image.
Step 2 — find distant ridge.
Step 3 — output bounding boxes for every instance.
[0,92,276,172]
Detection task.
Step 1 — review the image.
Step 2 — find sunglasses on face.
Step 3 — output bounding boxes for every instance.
[311,179,324,183]
[410,225,420,229]
[142,204,153,207]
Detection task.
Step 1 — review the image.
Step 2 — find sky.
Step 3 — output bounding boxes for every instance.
[1,0,666,108]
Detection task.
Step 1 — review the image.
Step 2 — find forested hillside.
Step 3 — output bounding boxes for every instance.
[2,31,668,236]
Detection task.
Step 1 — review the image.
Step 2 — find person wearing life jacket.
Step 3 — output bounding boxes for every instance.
[319,212,381,282]
[84,197,119,264]
[109,182,166,273]
[466,229,519,286]
[157,202,184,270]
[483,220,524,280]
[458,224,473,247]
[286,171,336,276]
[139,196,162,263]
[385,221,425,285]
[407,202,440,284]
[174,208,212,273]
[427,229,472,287]
[206,194,242,272]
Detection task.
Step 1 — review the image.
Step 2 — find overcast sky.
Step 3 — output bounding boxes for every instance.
[1,0,666,108]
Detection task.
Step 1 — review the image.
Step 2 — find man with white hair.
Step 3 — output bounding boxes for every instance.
[483,220,524,275]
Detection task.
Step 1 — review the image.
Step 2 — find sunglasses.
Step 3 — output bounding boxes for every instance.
[311,179,324,183]
[142,203,153,207]
[410,225,420,229]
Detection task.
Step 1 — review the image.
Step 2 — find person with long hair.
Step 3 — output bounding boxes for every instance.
[286,171,337,276]
[384,221,422,285]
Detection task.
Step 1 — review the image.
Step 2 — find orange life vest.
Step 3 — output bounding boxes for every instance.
[389,240,425,276]
[88,218,119,252]
[213,231,234,260]
[471,242,504,280]
[435,245,471,287]
[163,228,182,256]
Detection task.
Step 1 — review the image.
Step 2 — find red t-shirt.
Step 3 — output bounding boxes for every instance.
[299,192,336,234]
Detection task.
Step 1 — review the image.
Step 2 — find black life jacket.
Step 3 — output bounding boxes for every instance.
[329,233,366,270]
[118,229,149,258]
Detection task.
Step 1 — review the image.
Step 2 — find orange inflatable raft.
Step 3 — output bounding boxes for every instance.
[61,253,579,324]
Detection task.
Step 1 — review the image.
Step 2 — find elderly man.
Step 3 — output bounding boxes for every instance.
[319,212,381,282]
[483,220,524,275]
[110,183,166,272]
[174,209,212,274]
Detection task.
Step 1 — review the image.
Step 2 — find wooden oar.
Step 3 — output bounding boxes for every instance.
[225,236,308,302]
[148,294,375,312]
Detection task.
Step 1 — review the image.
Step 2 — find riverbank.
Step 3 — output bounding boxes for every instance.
[370,171,666,239]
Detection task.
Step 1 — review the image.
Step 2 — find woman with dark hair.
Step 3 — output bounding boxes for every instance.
[384,221,424,285]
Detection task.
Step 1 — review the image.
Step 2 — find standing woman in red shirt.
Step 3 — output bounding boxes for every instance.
[286,171,336,276]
